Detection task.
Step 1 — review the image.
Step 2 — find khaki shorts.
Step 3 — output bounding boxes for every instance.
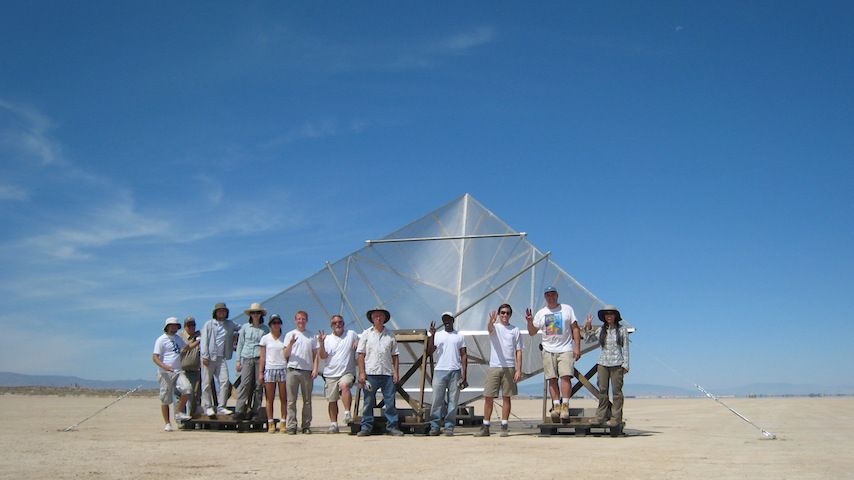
[542,350,575,380]
[483,367,517,398]
[157,370,191,405]
[324,373,355,402]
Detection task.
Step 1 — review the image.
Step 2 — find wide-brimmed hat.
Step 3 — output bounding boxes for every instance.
[366,308,391,324]
[163,316,181,332]
[244,303,267,316]
[211,302,230,318]
[597,305,622,322]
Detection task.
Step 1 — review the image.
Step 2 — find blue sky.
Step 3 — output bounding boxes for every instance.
[1,1,852,390]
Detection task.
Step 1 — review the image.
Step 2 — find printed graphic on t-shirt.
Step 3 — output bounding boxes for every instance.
[544,313,563,336]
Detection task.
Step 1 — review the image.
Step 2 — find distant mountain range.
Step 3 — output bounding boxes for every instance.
[2,371,852,397]
[0,372,158,390]
[513,379,854,397]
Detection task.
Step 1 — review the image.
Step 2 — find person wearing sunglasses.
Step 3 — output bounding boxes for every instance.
[178,316,202,417]
[475,304,523,437]
[525,286,581,422]
[317,314,359,433]
[259,314,288,432]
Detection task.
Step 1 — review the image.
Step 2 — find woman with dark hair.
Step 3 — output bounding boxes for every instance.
[234,303,270,421]
[584,305,630,427]
[259,314,287,433]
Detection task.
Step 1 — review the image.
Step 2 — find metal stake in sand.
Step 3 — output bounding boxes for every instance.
[694,383,777,440]
[59,384,143,432]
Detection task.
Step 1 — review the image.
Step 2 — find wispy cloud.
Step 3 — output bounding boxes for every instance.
[0,99,64,166]
[21,194,170,260]
[0,183,29,201]
[266,118,372,145]
[438,26,496,53]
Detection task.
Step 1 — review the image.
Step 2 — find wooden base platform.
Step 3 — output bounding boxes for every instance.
[348,412,431,435]
[180,410,271,433]
[453,406,484,427]
[538,419,625,437]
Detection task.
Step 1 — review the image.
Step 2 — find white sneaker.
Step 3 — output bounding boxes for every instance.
[164,423,173,432]
[205,407,216,417]
[216,406,231,416]
[343,412,353,424]
[176,412,191,422]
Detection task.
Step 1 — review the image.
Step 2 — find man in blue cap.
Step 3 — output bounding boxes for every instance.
[526,286,581,422]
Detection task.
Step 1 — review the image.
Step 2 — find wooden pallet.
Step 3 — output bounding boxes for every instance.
[347,415,431,435]
[538,418,624,437]
[180,410,271,433]
[453,405,484,427]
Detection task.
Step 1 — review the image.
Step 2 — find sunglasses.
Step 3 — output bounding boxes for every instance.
[499,311,511,315]
[185,322,196,326]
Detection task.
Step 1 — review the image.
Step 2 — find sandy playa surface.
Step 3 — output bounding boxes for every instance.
[1,394,852,479]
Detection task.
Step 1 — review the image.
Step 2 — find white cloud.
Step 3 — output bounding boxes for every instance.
[0,99,64,166]
[21,194,171,260]
[438,26,496,53]
[267,118,372,145]
[0,183,29,201]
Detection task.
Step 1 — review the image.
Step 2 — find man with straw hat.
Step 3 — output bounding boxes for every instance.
[200,302,239,417]
[152,317,192,431]
[356,307,404,437]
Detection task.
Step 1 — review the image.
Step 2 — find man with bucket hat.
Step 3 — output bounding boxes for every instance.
[200,302,239,417]
[526,286,582,422]
[356,307,403,437]
[152,317,192,431]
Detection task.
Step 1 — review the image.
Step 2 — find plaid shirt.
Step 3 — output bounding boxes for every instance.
[587,326,630,370]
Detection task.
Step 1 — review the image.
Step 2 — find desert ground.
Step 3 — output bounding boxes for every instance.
[1,393,852,479]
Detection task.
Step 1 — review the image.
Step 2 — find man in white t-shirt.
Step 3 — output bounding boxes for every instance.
[282,310,319,434]
[152,317,192,432]
[318,314,359,434]
[427,312,467,436]
[526,286,581,421]
[474,304,523,438]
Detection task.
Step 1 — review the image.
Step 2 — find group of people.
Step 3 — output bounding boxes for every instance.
[151,286,629,436]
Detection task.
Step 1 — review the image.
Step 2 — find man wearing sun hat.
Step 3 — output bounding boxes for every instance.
[200,302,239,417]
[152,317,192,431]
[526,286,582,422]
[356,307,403,437]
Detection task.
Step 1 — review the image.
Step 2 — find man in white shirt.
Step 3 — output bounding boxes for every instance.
[318,314,359,434]
[200,302,238,417]
[356,308,404,437]
[283,310,319,434]
[475,304,523,437]
[427,312,467,437]
[152,317,192,431]
[526,286,581,421]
